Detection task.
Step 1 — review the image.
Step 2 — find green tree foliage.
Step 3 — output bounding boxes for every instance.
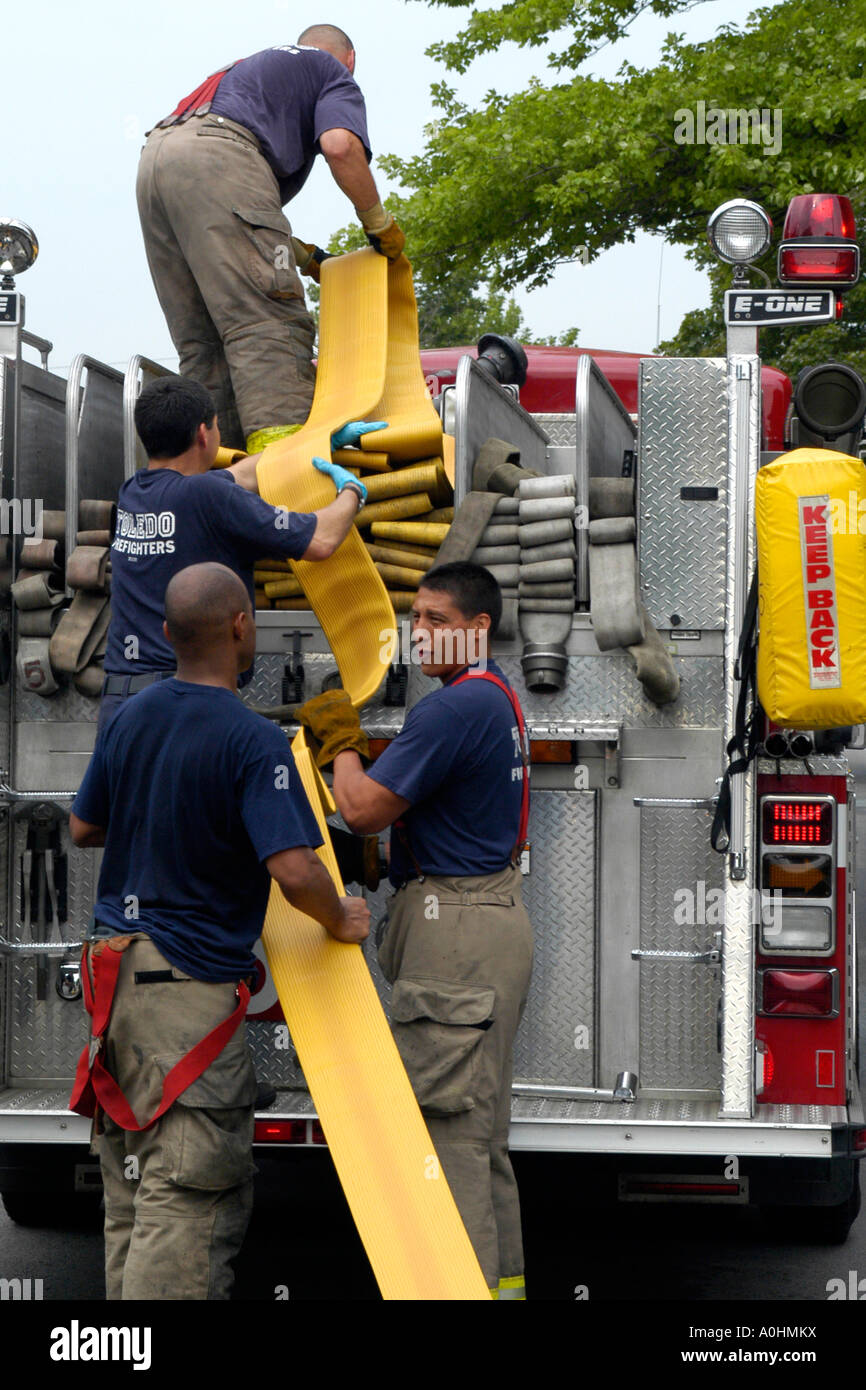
[387,0,865,361]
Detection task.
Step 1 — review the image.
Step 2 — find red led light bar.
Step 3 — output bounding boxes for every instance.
[762,799,832,846]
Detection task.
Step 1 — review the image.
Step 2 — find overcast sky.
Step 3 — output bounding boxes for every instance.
[6,0,778,375]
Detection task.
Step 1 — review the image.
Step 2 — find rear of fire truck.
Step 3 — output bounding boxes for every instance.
[0,192,864,1244]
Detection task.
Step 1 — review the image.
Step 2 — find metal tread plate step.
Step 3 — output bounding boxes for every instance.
[1,1088,856,1158]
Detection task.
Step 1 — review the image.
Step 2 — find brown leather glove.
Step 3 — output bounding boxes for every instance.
[358,201,406,261]
[365,216,405,261]
[291,236,332,284]
[297,688,370,769]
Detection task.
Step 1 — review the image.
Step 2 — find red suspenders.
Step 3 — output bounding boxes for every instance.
[155,59,242,129]
[450,670,531,864]
[69,936,250,1131]
[394,668,531,878]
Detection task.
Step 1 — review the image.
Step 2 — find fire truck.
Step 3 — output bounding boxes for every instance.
[0,191,864,1245]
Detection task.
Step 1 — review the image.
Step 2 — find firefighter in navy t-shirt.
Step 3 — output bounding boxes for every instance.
[71,563,370,1300]
[136,23,405,451]
[298,562,535,1300]
[99,374,367,733]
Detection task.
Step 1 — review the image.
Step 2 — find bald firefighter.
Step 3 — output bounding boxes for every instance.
[70,563,369,1300]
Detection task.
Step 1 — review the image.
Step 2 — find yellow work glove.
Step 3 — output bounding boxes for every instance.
[358,201,406,261]
[291,236,332,283]
[297,689,370,770]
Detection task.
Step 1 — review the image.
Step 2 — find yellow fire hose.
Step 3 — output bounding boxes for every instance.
[254,250,489,1300]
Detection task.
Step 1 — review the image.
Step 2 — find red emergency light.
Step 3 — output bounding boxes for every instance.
[762,798,833,846]
[758,968,839,1019]
[777,194,860,288]
[784,194,856,240]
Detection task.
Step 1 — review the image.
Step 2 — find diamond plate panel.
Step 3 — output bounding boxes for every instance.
[15,685,100,723]
[8,960,88,1083]
[509,1094,845,1126]
[6,820,94,1083]
[515,790,596,1084]
[533,414,575,447]
[638,803,724,1090]
[408,654,724,729]
[239,651,393,721]
[639,358,728,630]
[246,1019,304,1087]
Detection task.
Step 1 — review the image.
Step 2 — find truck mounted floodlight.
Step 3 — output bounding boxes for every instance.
[0,218,38,289]
[707,199,772,269]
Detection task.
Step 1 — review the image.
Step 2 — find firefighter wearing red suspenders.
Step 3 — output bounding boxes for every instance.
[299,562,534,1300]
[135,26,404,452]
[69,564,369,1300]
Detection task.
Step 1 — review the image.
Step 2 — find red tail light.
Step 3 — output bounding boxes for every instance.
[778,194,860,289]
[778,245,859,285]
[253,1119,329,1144]
[255,1119,309,1143]
[758,967,839,1018]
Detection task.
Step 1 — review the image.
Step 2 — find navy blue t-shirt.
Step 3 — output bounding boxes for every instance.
[369,662,527,885]
[73,680,323,982]
[104,468,315,678]
[210,46,372,204]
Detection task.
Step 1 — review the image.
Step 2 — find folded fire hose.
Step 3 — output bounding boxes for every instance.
[588,477,679,705]
[254,250,490,1300]
[13,503,114,699]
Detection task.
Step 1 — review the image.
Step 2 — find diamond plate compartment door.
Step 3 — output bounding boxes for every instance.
[636,801,725,1093]
[514,790,597,1086]
[638,358,728,631]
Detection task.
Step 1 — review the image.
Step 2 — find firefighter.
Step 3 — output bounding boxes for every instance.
[136,23,405,451]
[99,374,367,734]
[69,562,370,1300]
[298,562,534,1299]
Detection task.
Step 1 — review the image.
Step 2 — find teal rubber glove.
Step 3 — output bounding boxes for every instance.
[330,420,387,450]
[312,456,367,505]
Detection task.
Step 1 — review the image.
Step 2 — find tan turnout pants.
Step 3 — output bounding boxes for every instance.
[136,113,316,449]
[91,937,257,1300]
[378,865,534,1289]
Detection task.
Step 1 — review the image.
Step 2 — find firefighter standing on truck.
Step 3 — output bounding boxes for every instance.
[70,563,370,1300]
[136,23,405,452]
[99,374,369,733]
[298,561,534,1300]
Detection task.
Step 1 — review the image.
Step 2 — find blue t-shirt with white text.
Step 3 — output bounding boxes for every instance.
[369,662,526,885]
[73,680,323,981]
[104,467,315,678]
[210,46,372,204]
